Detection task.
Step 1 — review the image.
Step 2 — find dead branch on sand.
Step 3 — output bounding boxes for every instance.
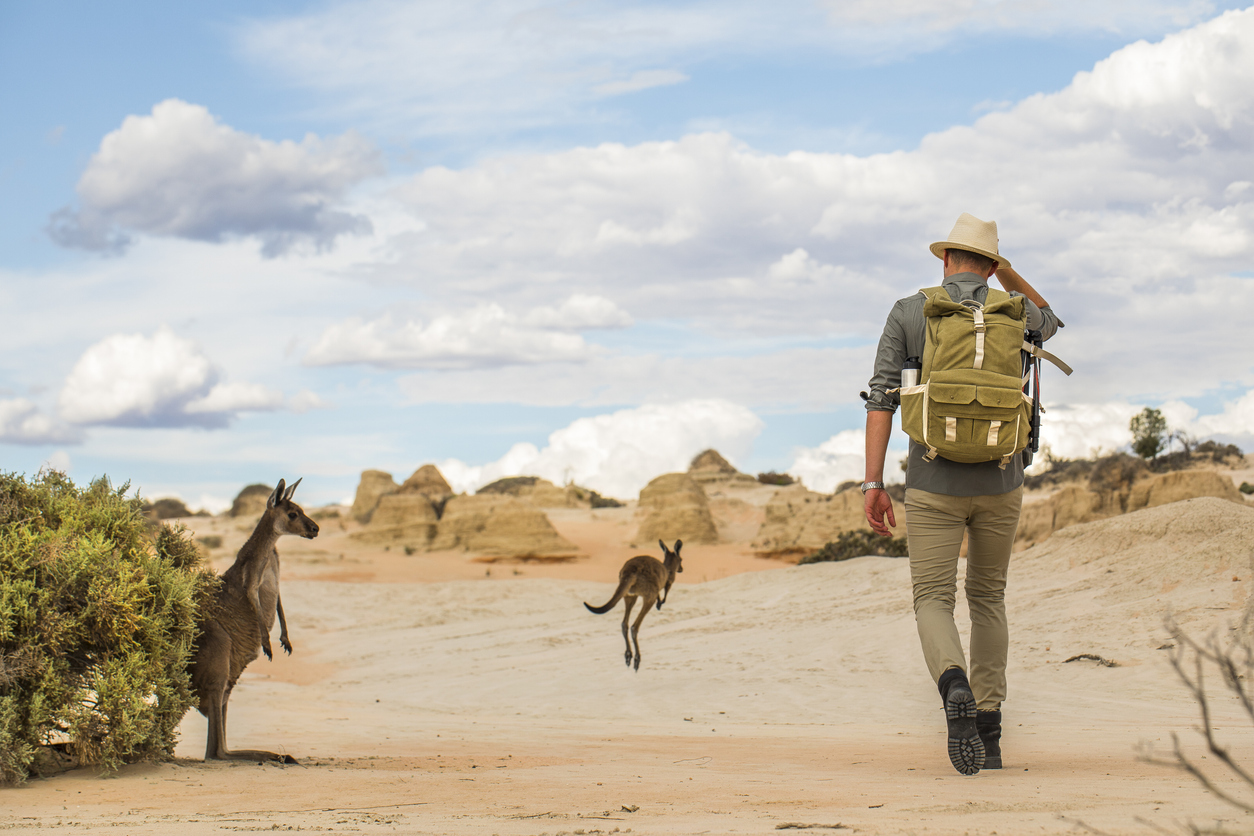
[1137,608,1254,834]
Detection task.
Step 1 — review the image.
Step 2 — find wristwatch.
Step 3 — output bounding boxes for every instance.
[860,481,885,494]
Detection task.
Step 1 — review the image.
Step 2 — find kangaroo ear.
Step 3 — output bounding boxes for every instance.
[283,477,302,502]
[673,539,682,553]
[269,479,286,509]
[658,539,666,552]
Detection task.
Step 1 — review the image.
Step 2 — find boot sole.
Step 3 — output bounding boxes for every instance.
[945,685,985,775]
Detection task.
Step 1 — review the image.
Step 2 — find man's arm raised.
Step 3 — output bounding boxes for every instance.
[993,264,1049,310]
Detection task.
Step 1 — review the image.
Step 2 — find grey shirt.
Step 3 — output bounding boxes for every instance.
[866,273,1062,497]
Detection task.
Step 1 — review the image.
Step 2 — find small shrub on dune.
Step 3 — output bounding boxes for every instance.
[0,471,217,784]
[800,530,909,564]
[588,491,623,508]
[757,471,795,486]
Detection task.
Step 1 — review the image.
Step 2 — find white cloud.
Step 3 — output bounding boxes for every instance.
[788,428,908,494]
[185,381,286,414]
[520,294,634,330]
[360,8,1254,409]
[1192,389,1254,441]
[816,0,1216,41]
[1028,394,1254,464]
[49,99,383,256]
[305,296,630,370]
[57,327,288,428]
[398,346,871,410]
[288,390,332,413]
[438,399,764,499]
[0,399,81,445]
[593,69,690,97]
[1036,402,1142,461]
[238,0,1219,135]
[385,133,900,333]
[42,450,72,474]
[195,493,234,516]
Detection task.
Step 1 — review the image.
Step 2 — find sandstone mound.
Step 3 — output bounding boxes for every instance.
[634,473,718,545]
[402,464,454,501]
[430,494,578,556]
[229,483,272,519]
[688,448,756,486]
[143,497,194,521]
[1127,469,1244,510]
[752,484,872,555]
[1018,467,1245,549]
[1013,497,1254,646]
[351,470,400,523]
[353,493,441,548]
[477,476,589,508]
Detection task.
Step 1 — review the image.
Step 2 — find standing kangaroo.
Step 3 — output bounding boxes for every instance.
[584,539,683,670]
[189,478,319,762]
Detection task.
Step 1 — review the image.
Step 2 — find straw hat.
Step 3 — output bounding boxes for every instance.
[929,213,1010,269]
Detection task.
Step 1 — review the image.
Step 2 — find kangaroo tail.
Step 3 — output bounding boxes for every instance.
[584,579,628,614]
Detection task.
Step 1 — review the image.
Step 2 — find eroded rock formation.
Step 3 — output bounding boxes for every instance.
[350,470,400,523]
[431,494,578,555]
[634,472,719,545]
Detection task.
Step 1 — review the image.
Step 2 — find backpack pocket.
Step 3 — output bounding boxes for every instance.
[900,370,1031,464]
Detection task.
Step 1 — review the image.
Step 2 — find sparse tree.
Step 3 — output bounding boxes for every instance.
[1130,407,1169,460]
[1169,429,1196,456]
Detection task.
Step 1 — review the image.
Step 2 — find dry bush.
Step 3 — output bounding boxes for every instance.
[1138,608,1254,834]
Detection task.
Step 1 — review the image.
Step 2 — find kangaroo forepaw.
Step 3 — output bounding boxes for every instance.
[262,641,273,661]
[633,656,641,671]
[280,636,293,655]
[624,651,633,667]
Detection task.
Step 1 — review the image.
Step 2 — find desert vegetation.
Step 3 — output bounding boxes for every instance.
[0,471,215,783]
[1140,607,1254,831]
[800,530,909,564]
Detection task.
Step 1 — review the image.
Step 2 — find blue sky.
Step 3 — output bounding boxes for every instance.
[2,1,1253,509]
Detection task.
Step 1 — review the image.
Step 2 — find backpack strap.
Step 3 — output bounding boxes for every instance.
[1021,341,1073,376]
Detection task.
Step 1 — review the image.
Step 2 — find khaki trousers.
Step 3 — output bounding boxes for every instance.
[904,486,1023,711]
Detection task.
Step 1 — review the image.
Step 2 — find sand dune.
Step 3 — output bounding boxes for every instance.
[6,498,1254,834]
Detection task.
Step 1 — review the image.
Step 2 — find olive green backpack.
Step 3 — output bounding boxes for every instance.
[898,286,1069,468]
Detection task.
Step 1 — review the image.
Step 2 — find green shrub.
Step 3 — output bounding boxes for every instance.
[1130,407,1168,460]
[757,471,795,486]
[0,471,217,783]
[799,530,909,564]
[1241,482,1254,496]
[588,491,623,508]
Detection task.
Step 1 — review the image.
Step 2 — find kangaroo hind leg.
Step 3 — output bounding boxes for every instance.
[630,594,656,671]
[621,595,637,667]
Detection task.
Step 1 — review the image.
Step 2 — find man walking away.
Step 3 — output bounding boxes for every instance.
[861,213,1063,775]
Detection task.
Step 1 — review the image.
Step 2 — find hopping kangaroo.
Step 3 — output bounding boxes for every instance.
[584,539,683,670]
[189,478,319,762]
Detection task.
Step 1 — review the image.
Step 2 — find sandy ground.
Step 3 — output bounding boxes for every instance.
[5,490,1254,835]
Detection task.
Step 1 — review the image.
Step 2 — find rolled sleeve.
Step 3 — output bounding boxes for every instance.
[865,301,910,413]
[1021,297,1061,341]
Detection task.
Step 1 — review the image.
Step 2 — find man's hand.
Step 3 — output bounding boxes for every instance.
[864,488,896,536]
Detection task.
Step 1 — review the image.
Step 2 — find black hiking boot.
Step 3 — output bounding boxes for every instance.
[937,668,984,776]
[977,710,1002,769]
